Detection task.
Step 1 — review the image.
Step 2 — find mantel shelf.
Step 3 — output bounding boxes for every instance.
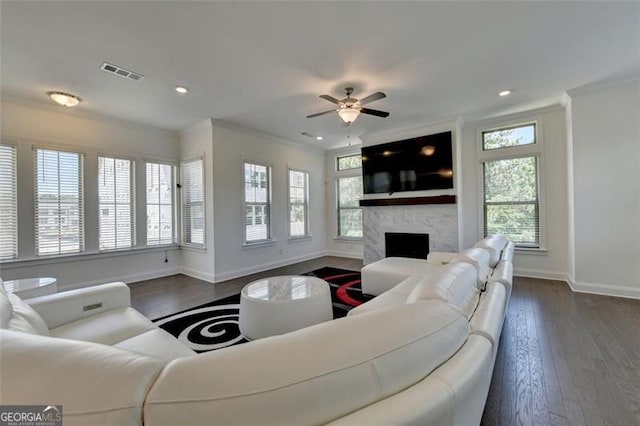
[359,195,456,207]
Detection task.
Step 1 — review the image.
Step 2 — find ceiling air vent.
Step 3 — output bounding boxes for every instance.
[100,62,144,81]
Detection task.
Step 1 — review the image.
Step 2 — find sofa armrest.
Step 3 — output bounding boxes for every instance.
[25,282,131,329]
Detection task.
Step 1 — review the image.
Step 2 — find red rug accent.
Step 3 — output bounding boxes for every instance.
[336,279,364,306]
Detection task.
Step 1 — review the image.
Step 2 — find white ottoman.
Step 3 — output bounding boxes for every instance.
[361,257,440,296]
[239,275,332,340]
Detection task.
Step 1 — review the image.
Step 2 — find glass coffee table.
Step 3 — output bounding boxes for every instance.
[239,275,332,340]
[3,277,57,299]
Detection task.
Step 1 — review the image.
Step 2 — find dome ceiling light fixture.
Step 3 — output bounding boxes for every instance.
[307,87,390,125]
[47,91,81,107]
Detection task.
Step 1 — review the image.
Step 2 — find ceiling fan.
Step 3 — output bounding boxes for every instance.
[307,87,390,124]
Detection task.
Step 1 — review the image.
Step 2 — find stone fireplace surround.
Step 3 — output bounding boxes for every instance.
[362,203,458,265]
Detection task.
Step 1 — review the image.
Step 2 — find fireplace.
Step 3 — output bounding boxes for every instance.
[385,232,429,259]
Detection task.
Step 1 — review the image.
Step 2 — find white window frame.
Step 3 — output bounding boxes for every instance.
[243,161,273,245]
[98,155,136,251]
[180,156,205,248]
[287,168,311,240]
[145,161,176,246]
[34,147,85,256]
[335,153,363,240]
[0,143,18,260]
[477,118,546,251]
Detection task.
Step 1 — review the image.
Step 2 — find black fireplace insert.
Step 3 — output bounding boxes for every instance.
[385,232,429,259]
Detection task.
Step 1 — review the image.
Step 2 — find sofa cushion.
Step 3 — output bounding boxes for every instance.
[0,329,165,426]
[3,293,50,336]
[407,262,480,319]
[473,235,508,267]
[144,301,469,426]
[450,248,492,290]
[114,329,196,361]
[50,307,155,345]
[361,257,438,296]
[348,275,422,316]
[0,284,13,329]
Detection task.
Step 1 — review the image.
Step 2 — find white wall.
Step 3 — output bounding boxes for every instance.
[569,79,640,298]
[211,123,328,281]
[0,100,181,289]
[460,106,571,281]
[179,119,216,282]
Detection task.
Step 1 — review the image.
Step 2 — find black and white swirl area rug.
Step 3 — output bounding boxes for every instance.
[153,267,372,354]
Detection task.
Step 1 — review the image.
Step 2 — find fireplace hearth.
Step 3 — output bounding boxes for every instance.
[385,232,429,260]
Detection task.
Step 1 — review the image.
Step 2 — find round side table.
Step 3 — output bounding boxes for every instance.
[239,275,332,340]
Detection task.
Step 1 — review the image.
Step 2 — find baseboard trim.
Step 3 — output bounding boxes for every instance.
[58,267,182,291]
[569,280,640,300]
[181,267,215,283]
[327,250,364,260]
[515,267,639,300]
[513,267,570,283]
[213,251,329,283]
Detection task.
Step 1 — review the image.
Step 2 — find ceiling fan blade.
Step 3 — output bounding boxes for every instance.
[361,108,390,118]
[306,109,336,118]
[359,91,386,106]
[319,94,340,104]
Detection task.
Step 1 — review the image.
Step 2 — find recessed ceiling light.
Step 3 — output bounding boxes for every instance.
[175,86,189,94]
[316,136,323,140]
[47,91,81,107]
[499,90,511,97]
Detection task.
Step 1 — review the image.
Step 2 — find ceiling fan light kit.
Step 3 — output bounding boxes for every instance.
[338,107,360,124]
[308,87,389,124]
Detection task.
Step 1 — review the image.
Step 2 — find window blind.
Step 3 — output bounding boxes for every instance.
[337,176,363,238]
[288,169,309,237]
[35,148,84,255]
[0,144,17,260]
[146,162,174,245]
[244,162,270,242]
[182,158,204,246]
[99,156,134,251]
[483,156,540,247]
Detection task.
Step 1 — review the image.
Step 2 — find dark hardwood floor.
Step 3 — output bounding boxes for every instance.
[129,256,362,320]
[128,258,640,425]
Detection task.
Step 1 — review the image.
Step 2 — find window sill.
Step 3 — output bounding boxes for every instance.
[515,247,547,256]
[334,236,363,242]
[288,235,312,243]
[180,244,207,253]
[0,245,180,269]
[242,239,277,250]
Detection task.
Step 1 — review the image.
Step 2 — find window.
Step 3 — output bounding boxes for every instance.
[0,144,17,260]
[337,154,362,171]
[98,156,134,251]
[337,176,363,238]
[35,148,84,255]
[288,169,309,238]
[483,123,536,150]
[146,162,175,245]
[244,162,271,243]
[481,123,540,248]
[181,158,205,246]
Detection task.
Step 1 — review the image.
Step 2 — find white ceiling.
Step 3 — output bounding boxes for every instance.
[2,1,638,149]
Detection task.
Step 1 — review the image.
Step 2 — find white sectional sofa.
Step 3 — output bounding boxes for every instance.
[0,235,514,426]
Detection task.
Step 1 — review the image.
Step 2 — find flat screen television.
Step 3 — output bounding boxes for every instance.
[362,131,454,194]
